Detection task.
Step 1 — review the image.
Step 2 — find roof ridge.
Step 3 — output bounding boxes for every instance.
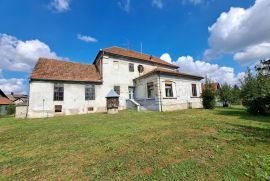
[38,57,94,66]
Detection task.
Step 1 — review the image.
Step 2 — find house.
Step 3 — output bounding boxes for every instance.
[201,83,220,92]
[27,46,203,118]
[0,89,14,116]
[7,92,28,105]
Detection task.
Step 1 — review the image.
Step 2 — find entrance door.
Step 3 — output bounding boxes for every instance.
[128,87,135,99]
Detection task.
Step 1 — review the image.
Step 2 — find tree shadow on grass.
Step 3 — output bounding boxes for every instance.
[214,106,270,123]
[223,123,270,145]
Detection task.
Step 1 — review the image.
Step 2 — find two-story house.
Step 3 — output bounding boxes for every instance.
[27,46,203,118]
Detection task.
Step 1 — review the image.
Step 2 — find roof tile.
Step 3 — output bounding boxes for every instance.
[103,46,178,68]
[31,58,101,82]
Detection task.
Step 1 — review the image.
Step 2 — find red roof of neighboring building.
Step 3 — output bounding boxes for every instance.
[31,58,101,82]
[0,97,13,105]
[102,46,179,69]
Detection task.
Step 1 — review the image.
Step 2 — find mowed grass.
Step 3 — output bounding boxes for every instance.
[0,107,269,180]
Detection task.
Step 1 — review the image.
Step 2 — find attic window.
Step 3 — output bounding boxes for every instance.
[129,63,134,72]
[138,65,144,73]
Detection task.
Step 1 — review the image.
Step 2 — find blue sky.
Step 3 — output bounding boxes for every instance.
[1,0,269,93]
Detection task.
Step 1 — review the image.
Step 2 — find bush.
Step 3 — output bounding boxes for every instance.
[202,79,216,109]
[7,104,15,115]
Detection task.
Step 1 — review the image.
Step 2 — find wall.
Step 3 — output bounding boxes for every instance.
[0,105,8,116]
[100,55,173,109]
[28,81,105,118]
[16,106,27,118]
[158,74,202,111]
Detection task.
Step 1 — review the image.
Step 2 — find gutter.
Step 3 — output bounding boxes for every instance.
[158,71,163,112]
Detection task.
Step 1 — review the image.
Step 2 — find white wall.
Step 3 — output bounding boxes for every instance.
[28,81,105,118]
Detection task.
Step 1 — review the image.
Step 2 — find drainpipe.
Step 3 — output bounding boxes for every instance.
[25,78,30,119]
[158,71,163,112]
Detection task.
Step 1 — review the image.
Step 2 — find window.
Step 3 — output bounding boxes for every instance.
[113,61,119,70]
[55,105,62,112]
[192,84,197,97]
[147,82,154,98]
[54,83,64,101]
[129,63,134,72]
[114,86,120,95]
[138,65,144,73]
[165,83,173,97]
[85,85,95,100]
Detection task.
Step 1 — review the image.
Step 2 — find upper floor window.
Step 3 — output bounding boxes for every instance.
[192,84,197,97]
[54,83,64,101]
[114,86,120,95]
[113,61,119,70]
[85,85,95,100]
[147,82,154,98]
[129,63,134,72]
[165,83,173,97]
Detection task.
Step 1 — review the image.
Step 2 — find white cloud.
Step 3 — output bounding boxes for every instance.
[118,0,131,12]
[182,0,203,6]
[160,53,172,63]
[152,0,164,9]
[234,43,270,64]
[77,34,98,43]
[50,0,70,12]
[0,78,25,94]
[0,33,59,72]
[205,0,270,64]
[174,55,244,85]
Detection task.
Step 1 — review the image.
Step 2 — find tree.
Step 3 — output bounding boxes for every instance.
[202,78,216,109]
[217,83,233,107]
[231,85,241,105]
[7,104,15,115]
[240,62,270,115]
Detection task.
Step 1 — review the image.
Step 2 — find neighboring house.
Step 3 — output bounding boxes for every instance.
[201,83,220,92]
[0,89,13,116]
[27,46,203,118]
[7,92,28,105]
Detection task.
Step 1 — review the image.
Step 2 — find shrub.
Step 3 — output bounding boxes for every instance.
[7,104,15,115]
[202,79,216,109]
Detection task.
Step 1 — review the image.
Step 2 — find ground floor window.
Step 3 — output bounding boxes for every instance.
[54,83,64,101]
[165,83,173,97]
[147,82,154,98]
[55,105,62,112]
[192,84,197,97]
[85,85,95,100]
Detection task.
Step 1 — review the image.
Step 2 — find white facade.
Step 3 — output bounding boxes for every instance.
[27,50,203,118]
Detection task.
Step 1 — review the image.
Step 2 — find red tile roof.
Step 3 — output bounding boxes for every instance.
[0,97,13,105]
[135,68,204,80]
[102,46,179,69]
[31,58,101,82]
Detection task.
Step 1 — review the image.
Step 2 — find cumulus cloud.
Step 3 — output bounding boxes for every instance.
[0,78,26,94]
[160,53,172,63]
[118,0,131,12]
[50,0,70,12]
[152,0,164,9]
[77,34,98,43]
[0,33,59,72]
[174,55,245,85]
[205,0,270,64]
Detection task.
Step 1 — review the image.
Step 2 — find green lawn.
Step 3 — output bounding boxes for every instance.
[0,107,269,180]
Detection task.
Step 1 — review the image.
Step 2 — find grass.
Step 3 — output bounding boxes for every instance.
[0,106,269,180]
